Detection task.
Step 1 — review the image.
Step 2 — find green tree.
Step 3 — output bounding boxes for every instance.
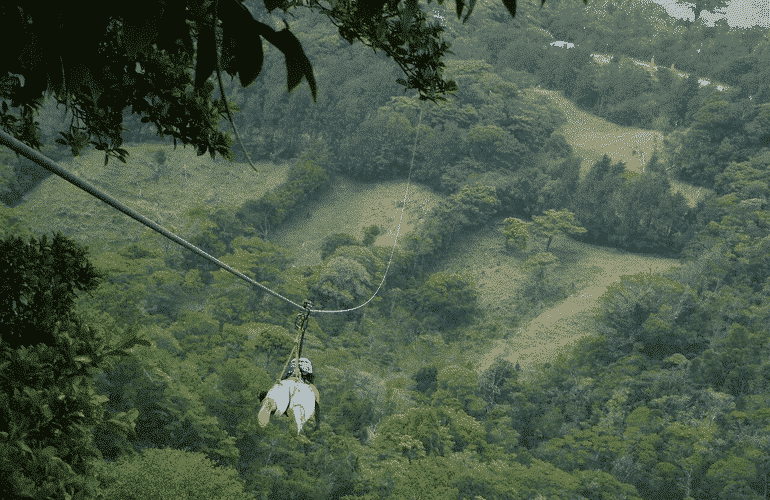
[362,224,382,246]
[545,154,582,209]
[1,232,147,500]
[437,183,500,249]
[1,0,482,162]
[413,366,439,398]
[246,323,295,373]
[521,251,559,300]
[529,208,586,252]
[94,447,254,500]
[571,154,626,241]
[501,217,531,251]
[704,455,760,500]
[309,255,372,313]
[95,332,241,467]
[608,171,689,254]
[432,366,486,417]
[505,166,557,216]
[713,150,770,200]
[320,233,359,261]
[596,270,709,360]
[1,233,104,348]
[406,271,480,334]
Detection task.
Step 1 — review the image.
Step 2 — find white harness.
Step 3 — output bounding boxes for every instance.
[262,379,318,433]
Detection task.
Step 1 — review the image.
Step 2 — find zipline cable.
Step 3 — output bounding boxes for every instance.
[0,79,426,317]
[313,99,424,315]
[0,129,306,312]
[213,0,261,175]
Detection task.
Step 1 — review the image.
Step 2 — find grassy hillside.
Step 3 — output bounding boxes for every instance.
[524,87,712,206]
[525,88,659,176]
[269,175,445,265]
[437,217,679,373]
[12,91,690,380]
[15,143,291,254]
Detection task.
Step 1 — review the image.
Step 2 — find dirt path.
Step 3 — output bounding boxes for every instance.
[475,246,679,374]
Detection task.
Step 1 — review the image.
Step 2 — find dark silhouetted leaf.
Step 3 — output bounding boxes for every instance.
[359,0,389,18]
[155,1,190,53]
[463,0,477,22]
[122,14,159,59]
[502,0,517,17]
[195,21,216,89]
[455,0,465,19]
[220,0,265,86]
[264,0,286,13]
[257,22,317,102]
[235,22,264,87]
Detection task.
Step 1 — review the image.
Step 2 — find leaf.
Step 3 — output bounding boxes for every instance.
[91,394,109,405]
[257,22,317,102]
[16,441,32,454]
[234,21,264,87]
[41,404,53,421]
[117,335,151,351]
[73,355,92,363]
[195,20,216,89]
[123,14,160,59]
[502,0,517,18]
[263,0,286,13]
[359,0,389,18]
[455,0,465,19]
[220,0,265,86]
[463,0,477,22]
[155,1,191,53]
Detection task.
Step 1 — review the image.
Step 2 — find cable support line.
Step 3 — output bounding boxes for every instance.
[312,98,424,315]
[277,299,312,384]
[0,129,306,312]
[213,0,260,175]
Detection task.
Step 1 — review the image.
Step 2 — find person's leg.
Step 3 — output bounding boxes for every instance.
[288,383,316,433]
[258,382,290,427]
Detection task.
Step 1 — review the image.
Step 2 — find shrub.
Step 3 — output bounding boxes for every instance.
[321,233,359,261]
[1,232,145,500]
[95,447,253,500]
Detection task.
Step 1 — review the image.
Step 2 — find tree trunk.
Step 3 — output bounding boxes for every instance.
[546,235,553,252]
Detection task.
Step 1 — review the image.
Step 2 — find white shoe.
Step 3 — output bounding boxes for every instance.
[258,399,276,427]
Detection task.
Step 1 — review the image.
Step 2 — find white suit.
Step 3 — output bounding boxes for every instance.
[258,379,319,433]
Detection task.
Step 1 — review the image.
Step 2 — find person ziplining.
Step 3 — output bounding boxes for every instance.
[258,357,320,434]
[256,300,320,439]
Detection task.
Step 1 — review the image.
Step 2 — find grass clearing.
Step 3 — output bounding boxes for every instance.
[525,87,711,207]
[670,179,712,207]
[438,217,679,374]
[269,176,445,265]
[525,88,663,176]
[17,143,290,254]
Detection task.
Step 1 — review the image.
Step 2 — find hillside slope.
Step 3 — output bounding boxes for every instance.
[524,87,710,206]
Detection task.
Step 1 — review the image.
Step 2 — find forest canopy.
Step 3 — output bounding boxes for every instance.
[0,0,584,165]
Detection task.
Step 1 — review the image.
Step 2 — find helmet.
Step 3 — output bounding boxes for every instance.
[288,357,313,375]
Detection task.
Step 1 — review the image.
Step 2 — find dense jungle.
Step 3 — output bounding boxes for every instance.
[2,0,770,499]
